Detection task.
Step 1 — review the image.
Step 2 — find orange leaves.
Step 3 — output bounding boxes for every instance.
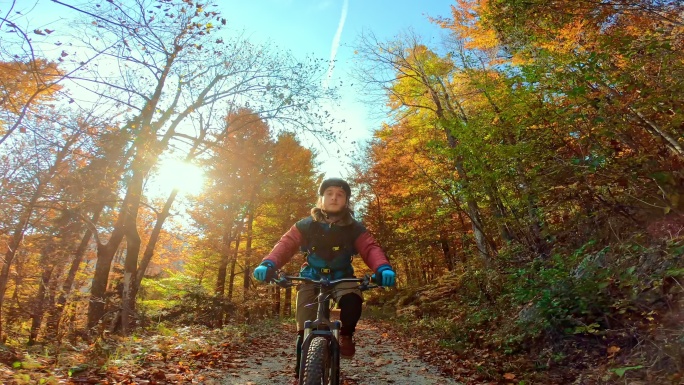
[538,19,588,54]
[503,372,516,380]
[432,0,500,50]
[0,60,64,114]
[607,345,620,358]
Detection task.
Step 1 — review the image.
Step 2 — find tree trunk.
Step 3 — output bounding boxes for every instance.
[401,259,412,285]
[215,229,232,298]
[527,193,549,257]
[87,208,129,329]
[273,286,281,318]
[0,139,73,338]
[43,264,62,340]
[0,213,35,339]
[486,185,514,243]
[214,229,233,328]
[132,189,178,301]
[46,206,102,339]
[454,157,492,264]
[227,231,241,302]
[121,168,144,335]
[284,286,292,317]
[28,256,54,345]
[243,206,255,320]
[439,233,454,271]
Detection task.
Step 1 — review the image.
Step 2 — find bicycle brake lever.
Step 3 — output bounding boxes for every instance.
[359,282,380,291]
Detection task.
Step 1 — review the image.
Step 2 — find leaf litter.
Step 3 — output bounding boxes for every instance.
[0,320,471,384]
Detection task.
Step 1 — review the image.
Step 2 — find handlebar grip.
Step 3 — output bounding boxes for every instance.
[263,267,277,283]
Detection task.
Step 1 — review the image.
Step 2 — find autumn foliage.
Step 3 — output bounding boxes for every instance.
[350,0,684,383]
[0,0,682,384]
[0,0,330,352]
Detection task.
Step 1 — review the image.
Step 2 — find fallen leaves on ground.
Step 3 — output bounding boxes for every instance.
[0,323,296,385]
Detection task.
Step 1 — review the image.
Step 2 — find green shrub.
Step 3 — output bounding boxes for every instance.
[507,243,618,339]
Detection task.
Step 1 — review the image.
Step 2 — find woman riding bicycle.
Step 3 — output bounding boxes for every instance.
[252,178,396,377]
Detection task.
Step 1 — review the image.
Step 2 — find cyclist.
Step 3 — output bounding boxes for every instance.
[252,178,396,374]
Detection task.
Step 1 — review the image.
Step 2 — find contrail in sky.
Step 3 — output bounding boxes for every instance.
[324,0,348,89]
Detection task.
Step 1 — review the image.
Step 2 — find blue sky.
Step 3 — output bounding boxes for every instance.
[18,0,454,177]
[221,1,453,177]
[222,1,448,57]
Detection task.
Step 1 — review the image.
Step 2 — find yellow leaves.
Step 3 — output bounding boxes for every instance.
[642,310,656,323]
[465,27,499,50]
[511,53,533,66]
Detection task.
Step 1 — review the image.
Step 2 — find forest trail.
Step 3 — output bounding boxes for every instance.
[221,320,460,385]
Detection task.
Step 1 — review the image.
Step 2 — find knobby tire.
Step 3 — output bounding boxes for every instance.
[302,336,330,385]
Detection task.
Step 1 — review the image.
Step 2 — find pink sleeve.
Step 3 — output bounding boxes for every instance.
[355,231,391,273]
[263,225,303,269]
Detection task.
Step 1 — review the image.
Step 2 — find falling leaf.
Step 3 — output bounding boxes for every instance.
[503,372,516,380]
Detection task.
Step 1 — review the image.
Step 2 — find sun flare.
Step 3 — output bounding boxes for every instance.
[150,158,205,196]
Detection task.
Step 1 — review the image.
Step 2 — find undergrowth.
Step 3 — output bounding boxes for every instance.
[367,236,684,384]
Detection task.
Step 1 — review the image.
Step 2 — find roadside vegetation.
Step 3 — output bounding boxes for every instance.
[365,237,684,384]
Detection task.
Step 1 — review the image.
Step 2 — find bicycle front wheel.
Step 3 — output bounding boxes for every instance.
[301,336,330,385]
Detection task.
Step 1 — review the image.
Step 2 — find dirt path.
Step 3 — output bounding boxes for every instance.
[220,320,460,385]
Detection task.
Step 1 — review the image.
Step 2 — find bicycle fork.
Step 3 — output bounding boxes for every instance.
[298,319,342,383]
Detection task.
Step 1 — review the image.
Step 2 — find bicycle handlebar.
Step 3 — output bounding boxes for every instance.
[269,272,380,290]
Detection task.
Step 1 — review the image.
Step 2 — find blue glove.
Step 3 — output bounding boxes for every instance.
[381,269,396,287]
[253,261,274,282]
[374,265,396,287]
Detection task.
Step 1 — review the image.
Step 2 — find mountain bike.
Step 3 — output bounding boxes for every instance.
[272,272,379,385]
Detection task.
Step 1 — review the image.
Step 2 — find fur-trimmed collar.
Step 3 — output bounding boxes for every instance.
[311,207,355,226]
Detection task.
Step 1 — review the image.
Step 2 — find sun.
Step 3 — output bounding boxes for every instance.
[150,158,205,196]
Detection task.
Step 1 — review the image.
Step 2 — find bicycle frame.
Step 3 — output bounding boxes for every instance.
[274,274,377,385]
